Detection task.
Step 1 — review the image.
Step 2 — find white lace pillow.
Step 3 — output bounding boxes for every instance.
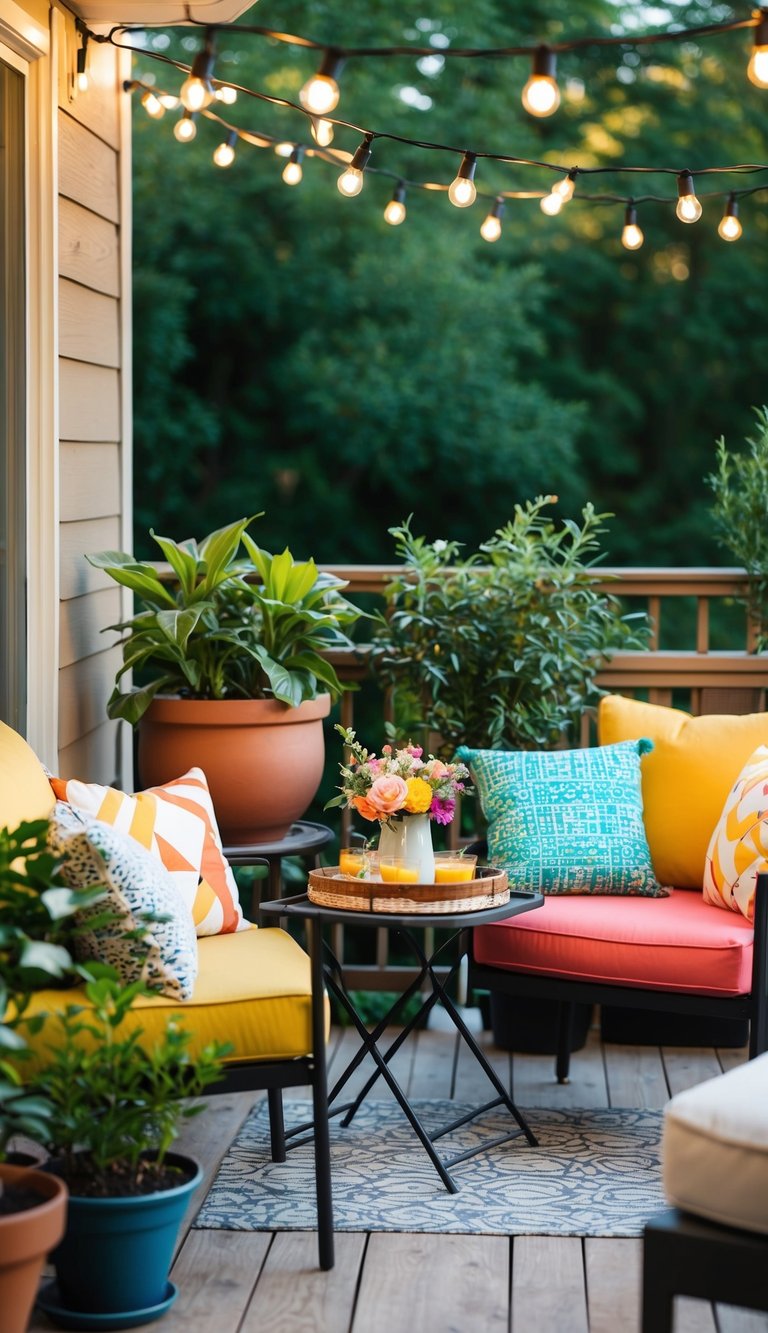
[48,801,198,999]
[703,745,768,922]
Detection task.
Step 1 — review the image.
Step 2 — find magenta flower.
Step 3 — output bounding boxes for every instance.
[430,797,455,825]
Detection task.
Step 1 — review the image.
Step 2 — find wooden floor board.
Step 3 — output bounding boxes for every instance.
[603,1043,669,1108]
[584,1238,643,1333]
[163,1230,269,1330]
[511,1026,610,1111]
[663,1047,723,1095]
[242,1232,366,1333]
[716,1306,768,1331]
[511,1236,589,1332]
[352,1234,509,1333]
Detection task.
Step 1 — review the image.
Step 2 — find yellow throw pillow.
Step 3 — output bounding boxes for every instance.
[703,745,768,922]
[597,695,768,888]
[0,720,55,829]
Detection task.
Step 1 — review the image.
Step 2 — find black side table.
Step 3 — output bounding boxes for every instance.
[223,821,334,915]
[259,889,544,1193]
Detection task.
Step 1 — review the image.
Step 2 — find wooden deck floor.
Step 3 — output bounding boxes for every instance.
[31,1015,767,1333]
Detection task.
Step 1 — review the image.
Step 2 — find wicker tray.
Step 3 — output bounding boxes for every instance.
[307,865,509,914]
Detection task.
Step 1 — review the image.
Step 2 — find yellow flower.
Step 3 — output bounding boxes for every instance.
[404,776,433,814]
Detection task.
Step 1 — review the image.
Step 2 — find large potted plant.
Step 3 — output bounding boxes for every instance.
[87,516,364,843]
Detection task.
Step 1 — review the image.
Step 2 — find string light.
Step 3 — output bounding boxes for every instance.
[448,153,477,208]
[282,145,305,186]
[480,197,504,242]
[300,49,344,115]
[75,25,89,92]
[173,111,197,142]
[718,194,742,240]
[215,85,237,105]
[748,10,768,87]
[384,182,407,225]
[337,134,373,197]
[213,129,238,168]
[522,45,560,117]
[553,169,578,203]
[158,93,179,110]
[310,118,335,147]
[140,90,165,118]
[540,190,563,216]
[180,30,216,112]
[621,202,644,249]
[676,170,703,222]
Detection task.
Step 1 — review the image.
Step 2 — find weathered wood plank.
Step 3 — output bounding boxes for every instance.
[406,1022,456,1100]
[163,1230,269,1332]
[717,1045,750,1073]
[716,1306,768,1331]
[512,1026,610,1111]
[511,1236,588,1333]
[604,1043,669,1109]
[242,1232,366,1333]
[59,277,120,367]
[59,111,119,222]
[60,358,120,442]
[59,196,120,297]
[585,1238,642,1333]
[60,516,121,599]
[60,442,121,522]
[173,1090,260,1242]
[353,1234,508,1333]
[663,1048,722,1096]
[675,1297,719,1331]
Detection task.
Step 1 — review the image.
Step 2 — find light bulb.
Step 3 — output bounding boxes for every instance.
[448,152,477,208]
[747,16,768,87]
[213,131,237,168]
[174,112,197,142]
[215,85,237,105]
[158,93,179,110]
[300,50,344,115]
[553,171,577,202]
[621,204,644,250]
[540,190,563,216]
[676,171,702,223]
[480,197,504,242]
[522,45,561,117]
[282,146,304,186]
[76,70,89,92]
[337,135,372,197]
[76,33,89,92]
[718,197,742,241]
[180,33,216,112]
[141,90,165,119]
[384,184,407,225]
[310,117,335,147]
[274,142,294,157]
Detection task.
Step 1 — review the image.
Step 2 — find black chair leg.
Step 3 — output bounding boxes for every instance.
[641,1269,674,1333]
[555,1001,574,1084]
[267,1087,286,1162]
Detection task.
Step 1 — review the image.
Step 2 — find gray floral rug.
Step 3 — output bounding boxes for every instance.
[194,1099,666,1237]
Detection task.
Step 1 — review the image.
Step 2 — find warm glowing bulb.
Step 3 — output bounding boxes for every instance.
[748,17,768,89]
[622,223,644,250]
[213,134,237,168]
[384,199,406,225]
[338,166,364,197]
[76,70,89,92]
[718,213,742,240]
[282,160,303,186]
[448,176,476,207]
[158,93,179,110]
[480,214,502,242]
[180,75,213,112]
[553,174,576,202]
[540,191,563,216]
[216,85,237,105]
[300,73,339,115]
[174,113,197,142]
[311,118,334,147]
[141,90,165,119]
[274,142,294,158]
[522,74,560,116]
[676,194,702,223]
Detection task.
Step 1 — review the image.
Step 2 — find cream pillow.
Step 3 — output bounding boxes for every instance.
[703,745,768,922]
[598,695,768,888]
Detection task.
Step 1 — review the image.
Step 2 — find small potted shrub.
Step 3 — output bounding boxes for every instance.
[87,515,365,843]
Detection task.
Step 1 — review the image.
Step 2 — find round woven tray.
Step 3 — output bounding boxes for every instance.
[307,865,509,914]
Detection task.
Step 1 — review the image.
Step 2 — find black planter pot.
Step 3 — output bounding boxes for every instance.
[489,990,593,1054]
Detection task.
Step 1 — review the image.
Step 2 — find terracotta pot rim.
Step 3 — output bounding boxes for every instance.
[143,694,331,726]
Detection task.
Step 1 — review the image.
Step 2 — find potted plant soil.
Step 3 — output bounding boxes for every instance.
[87,516,364,843]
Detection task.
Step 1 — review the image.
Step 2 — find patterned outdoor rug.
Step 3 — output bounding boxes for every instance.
[194,1099,666,1237]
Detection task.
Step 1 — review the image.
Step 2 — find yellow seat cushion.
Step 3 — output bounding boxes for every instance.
[598,695,768,888]
[0,720,55,829]
[21,927,328,1068]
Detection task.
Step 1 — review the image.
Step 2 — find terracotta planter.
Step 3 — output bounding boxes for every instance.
[137,695,332,844]
[0,1163,68,1333]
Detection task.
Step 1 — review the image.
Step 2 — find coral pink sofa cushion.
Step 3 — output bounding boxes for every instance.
[473,890,754,996]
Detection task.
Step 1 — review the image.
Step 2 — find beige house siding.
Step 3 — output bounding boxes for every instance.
[57,28,131,784]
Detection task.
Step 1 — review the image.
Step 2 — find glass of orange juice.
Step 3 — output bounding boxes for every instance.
[338,847,366,878]
[433,852,477,884]
[379,856,421,884]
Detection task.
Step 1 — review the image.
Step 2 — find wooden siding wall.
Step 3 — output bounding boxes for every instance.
[57,34,127,782]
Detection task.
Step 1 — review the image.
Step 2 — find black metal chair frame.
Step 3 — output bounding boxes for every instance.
[642,1208,768,1332]
[468,860,768,1083]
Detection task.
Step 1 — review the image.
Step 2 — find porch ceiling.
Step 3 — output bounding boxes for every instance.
[69,0,257,24]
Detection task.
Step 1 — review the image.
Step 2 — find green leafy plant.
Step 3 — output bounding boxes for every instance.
[370,497,650,755]
[706,406,768,650]
[86,516,365,724]
[32,970,229,1196]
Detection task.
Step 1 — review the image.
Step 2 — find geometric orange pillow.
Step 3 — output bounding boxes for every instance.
[49,767,246,936]
[702,745,768,923]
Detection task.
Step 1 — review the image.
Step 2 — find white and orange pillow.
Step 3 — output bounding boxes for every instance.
[50,767,245,936]
[703,745,768,923]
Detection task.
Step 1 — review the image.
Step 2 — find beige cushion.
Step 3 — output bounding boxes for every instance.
[0,719,55,829]
[663,1054,768,1234]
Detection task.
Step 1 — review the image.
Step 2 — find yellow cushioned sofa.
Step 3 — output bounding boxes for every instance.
[0,720,334,1270]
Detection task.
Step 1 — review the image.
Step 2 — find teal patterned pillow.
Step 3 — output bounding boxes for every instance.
[455,740,666,896]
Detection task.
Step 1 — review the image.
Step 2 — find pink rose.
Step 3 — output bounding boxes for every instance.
[367,774,408,815]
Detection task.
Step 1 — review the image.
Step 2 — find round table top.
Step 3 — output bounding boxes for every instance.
[259,888,544,930]
[223,820,334,863]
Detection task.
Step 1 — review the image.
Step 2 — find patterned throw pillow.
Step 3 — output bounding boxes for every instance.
[703,745,768,922]
[48,801,199,999]
[50,767,245,936]
[455,740,666,896]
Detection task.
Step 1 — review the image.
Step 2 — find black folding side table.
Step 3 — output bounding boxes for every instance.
[259,889,544,1193]
[224,820,334,915]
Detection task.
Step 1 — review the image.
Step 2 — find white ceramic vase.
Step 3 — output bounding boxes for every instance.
[378,813,435,884]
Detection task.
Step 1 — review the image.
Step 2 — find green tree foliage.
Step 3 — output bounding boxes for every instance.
[131,0,768,563]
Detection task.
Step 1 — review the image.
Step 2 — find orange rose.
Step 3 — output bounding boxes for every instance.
[353,794,380,822]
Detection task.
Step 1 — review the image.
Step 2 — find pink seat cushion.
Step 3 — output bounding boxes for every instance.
[473,890,754,995]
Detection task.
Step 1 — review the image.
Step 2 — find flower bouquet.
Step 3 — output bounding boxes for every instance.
[325,726,472,828]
